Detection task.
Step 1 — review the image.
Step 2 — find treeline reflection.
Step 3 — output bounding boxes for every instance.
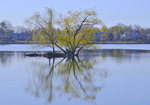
[81,49,150,61]
[0,49,150,65]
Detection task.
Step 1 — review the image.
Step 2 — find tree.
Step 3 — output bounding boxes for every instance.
[0,21,14,38]
[0,21,7,30]
[26,8,103,57]
[25,8,65,54]
[56,9,103,56]
[14,26,28,33]
[100,25,108,41]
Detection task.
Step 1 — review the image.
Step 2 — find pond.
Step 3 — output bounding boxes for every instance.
[0,44,150,105]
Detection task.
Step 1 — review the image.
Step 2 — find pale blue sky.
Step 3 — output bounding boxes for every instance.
[0,0,150,28]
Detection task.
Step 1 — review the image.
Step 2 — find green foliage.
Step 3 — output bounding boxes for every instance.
[25,8,58,52]
[56,9,103,55]
[26,8,103,55]
[101,25,107,32]
[100,25,108,41]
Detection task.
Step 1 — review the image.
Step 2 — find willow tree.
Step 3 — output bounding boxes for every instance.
[25,8,65,53]
[26,8,104,57]
[56,9,103,56]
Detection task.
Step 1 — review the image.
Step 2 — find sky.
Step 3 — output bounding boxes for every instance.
[0,0,150,28]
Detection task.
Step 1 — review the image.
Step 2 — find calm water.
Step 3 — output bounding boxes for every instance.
[0,45,150,105]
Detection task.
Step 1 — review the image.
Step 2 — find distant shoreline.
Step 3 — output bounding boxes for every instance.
[0,40,150,44]
[95,43,150,44]
[1,43,150,44]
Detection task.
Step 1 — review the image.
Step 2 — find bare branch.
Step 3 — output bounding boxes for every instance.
[73,14,92,39]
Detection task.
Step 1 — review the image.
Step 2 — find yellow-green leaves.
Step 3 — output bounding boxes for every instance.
[56,9,102,54]
[26,8,103,54]
[101,25,107,33]
[25,8,57,52]
[100,25,108,41]
[32,30,36,44]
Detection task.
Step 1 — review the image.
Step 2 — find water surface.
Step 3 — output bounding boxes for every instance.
[0,44,150,51]
[0,45,150,105]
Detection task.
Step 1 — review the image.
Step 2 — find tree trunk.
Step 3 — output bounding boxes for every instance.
[76,45,85,56]
[52,44,55,54]
[54,43,66,53]
[65,50,76,57]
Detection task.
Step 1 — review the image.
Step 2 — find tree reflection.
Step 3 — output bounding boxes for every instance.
[0,52,14,65]
[57,57,107,100]
[26,56,107,102]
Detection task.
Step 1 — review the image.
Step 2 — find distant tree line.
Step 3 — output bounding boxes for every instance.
[95,24,150,43]
[0,20,150,44]
[0,20,32,43]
